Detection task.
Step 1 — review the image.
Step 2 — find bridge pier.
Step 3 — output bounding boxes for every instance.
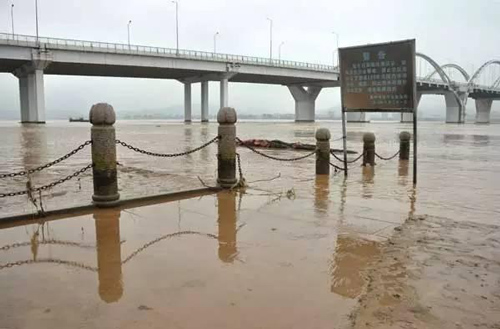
[444,91,466,123]
[13,59,50,123]
[288,85,322,122]
[201,81,209,122]
[184,83,192,122]
[475,99,493,124]
[346,112,369,123]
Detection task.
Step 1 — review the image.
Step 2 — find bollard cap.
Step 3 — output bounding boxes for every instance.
[399,131,411,141]
[90,103,116,125]
[363,132,376,142]
[217,107,237,124]
[315,128,331,141]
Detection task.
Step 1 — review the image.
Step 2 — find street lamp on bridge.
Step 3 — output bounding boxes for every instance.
[332,31,339,67]
[278,41,285,61]
[267,17,273,62]
[34,0,39,44]
[127,20,132,48]
[172,0,179,55]
[11,3,15,38]
[214,31,219,53]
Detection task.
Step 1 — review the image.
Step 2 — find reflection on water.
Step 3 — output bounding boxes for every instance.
[314,175,330,217]
[95,209,123,303]
[200,124,210,163]
[183,127,194,174]
[361,166,375,199]
[330,235,381,298]
[471,134,490,146]
[398,160,409,186]
[217,191,238,263]
[443,134,465,145]
[293,129,315,138]
[20,124,47,170]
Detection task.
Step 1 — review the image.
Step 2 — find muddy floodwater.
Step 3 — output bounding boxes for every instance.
[0,120,499,328]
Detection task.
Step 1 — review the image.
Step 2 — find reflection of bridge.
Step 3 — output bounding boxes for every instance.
[0,33,499,123]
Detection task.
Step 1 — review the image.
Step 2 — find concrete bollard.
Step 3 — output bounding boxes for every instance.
[315,128,331,175]
[362,132,376,167]
[217,107,237,188]
[399,131,411,160]
[90,103,120,207]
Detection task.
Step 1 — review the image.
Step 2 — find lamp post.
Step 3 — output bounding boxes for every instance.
[172,0,179,55]
[214,31,219,53]
[332,31,339,67]
[11,3,15,38]
[127,20,132,48]
[278,41,285,61]
[267,17,273,62]
[35,0,39,44]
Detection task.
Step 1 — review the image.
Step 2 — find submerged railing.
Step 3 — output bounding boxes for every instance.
[0,103,407,216]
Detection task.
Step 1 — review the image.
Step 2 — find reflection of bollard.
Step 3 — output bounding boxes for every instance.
[399,131,411,160]
[362,132,376,167]
[90,103,119,207]
[217,191,237,263]
[315,128,331,175]
[217,107,237,188]
[314,175,330,217]
[95,209,123,303]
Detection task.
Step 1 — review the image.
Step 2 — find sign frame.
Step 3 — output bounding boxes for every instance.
[338,39,418,185]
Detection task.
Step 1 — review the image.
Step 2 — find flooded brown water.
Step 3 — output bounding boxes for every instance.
[0,120,499,328]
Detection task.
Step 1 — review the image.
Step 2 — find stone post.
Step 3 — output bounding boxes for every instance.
[399,131,411,160]
[315,128,330,175]
[217,107,237,188]
[90,103,120,207]
[362,132,376,167]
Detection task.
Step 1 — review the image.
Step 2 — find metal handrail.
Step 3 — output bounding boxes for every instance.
[0,32,337,73]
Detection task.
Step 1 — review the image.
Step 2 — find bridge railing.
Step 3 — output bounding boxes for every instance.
[0,33,337,73]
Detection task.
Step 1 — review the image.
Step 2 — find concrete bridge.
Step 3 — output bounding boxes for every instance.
[1,33,499,123]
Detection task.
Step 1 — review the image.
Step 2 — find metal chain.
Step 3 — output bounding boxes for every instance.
[116,136,219,158]
[236,137,317,162]
[0,140,92,179]
[0,258,98,272]
[375,151,400,161]
[329,162,346,172]
[0,164,92,198]
[122,231,218,264]
[331,150,365,164]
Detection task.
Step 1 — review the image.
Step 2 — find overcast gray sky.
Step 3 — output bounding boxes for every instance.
[1,0,499,118]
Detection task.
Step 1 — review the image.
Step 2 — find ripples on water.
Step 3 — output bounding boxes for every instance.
[0,120,498,224]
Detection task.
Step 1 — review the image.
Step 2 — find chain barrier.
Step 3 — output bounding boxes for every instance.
[0,258,98,272]
[0,140,92,179]
[116,136,219,158]
[330,150,365,164]
[0,164,93,198]
[236,137,317,162]
[329,162,346,172]
[122,231,218,264]
[375,151,400,161]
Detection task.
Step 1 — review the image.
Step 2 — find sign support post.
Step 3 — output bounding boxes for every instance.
[341,108,348,176]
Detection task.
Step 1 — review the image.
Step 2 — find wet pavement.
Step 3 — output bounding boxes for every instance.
[0,188,388,329]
